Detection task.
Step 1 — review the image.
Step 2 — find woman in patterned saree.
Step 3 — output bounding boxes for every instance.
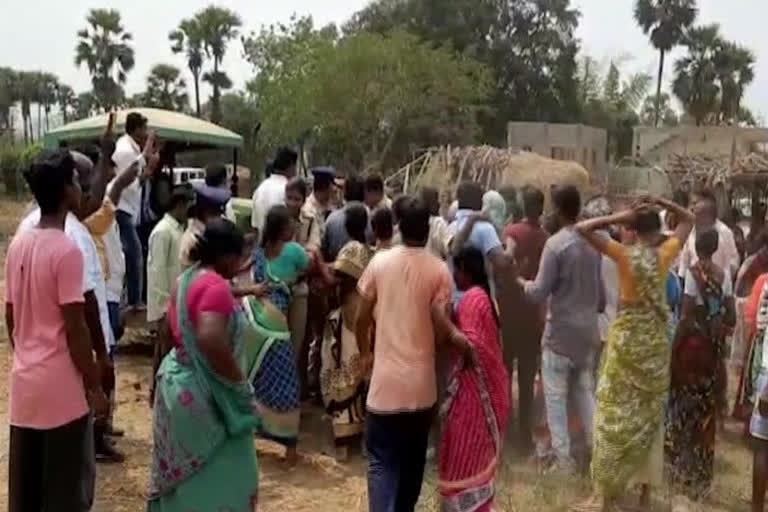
[246,204,310,465]
[438,246,510,512]
[734,237,768,422]
[148,219,259,512]
[573,197,693,512]
[320,204,373,459]
[666,229,734,499]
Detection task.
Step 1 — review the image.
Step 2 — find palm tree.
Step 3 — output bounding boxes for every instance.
[170,18,205,117]
[57,84,76,124]
[672,24,721,126]
[634,0,697,126]
[17,71,38,143]
[74,91,97,120]
[640,93,678,126]
[37,73,59,133]
[0,68,19,136]
[75,8,135,111]
[202,70,233,116]
[713,41,755,123]
[196,6,241,123]
[144,64,189,111]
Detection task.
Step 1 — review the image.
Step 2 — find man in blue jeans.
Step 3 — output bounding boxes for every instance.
[518,185,604,473]
[355,197,466,512]
[111,112,156,309]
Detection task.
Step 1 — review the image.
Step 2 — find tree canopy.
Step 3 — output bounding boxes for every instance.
[345,0,582,143]
[142,64,188,112]
[242,16,491,174]
[74,8,135,110]
[673,23,755,126]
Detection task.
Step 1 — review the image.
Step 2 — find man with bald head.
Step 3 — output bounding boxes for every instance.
[678,188,740,280]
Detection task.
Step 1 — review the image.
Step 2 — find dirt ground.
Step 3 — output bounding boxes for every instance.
[0,198,757,512]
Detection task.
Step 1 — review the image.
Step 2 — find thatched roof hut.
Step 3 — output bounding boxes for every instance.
[387,145,592,210]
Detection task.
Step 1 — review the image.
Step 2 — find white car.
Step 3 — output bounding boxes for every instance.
[172,167,206,186]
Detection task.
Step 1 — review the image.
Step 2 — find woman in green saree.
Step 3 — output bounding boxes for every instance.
[148,219,259,512]
[573,197,694,512]
[244,204,310,466]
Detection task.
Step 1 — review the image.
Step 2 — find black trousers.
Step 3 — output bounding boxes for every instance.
[366,409,433,512]
[8,413,94,512]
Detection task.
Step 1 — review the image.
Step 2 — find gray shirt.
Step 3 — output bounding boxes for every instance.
[322,201,372,261]
[522,226,604,366]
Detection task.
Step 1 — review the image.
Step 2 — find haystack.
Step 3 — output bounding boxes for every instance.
[391,145,591,210]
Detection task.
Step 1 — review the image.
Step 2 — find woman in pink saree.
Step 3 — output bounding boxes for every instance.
[439,246,511,512]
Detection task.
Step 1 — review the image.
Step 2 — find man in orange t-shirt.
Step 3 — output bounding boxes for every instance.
[356,197,464,512]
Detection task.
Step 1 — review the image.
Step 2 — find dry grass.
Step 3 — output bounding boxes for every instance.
[0,198,756,511]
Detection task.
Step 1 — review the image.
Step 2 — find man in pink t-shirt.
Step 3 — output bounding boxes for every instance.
[356,197,456,512]
[5,150,107,512]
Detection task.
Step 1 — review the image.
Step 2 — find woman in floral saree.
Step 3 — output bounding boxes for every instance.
[320,205,373,459]
[439,246,510,512]
[734,241,768,423]
[666,229,734,499]
[574,197,693,512]
[245,205,310,465]
[149,219,259,512]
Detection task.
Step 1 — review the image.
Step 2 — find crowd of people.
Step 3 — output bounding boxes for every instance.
[8,111,768,512]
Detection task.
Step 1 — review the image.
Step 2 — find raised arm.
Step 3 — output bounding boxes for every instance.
[107,161,140,206]
[652,196,695,245]
[575,210,636,255]
[450,213,485,256]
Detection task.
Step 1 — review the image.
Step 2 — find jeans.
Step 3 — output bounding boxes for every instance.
[116,210,143,306]
[107,301,123,344]
[367,408,433,512]
[541,348,595,468]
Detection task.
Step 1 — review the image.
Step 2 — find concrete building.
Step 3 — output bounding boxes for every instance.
[633,125,768,165]
[506,122,608,175]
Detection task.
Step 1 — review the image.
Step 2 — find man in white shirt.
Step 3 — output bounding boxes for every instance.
[110,112,153,309]
[251,147,298,240]
[679,189,740,279]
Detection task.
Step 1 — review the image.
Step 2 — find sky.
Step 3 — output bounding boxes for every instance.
[1,0,767,125]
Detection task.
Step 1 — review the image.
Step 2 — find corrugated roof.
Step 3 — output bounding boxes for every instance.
[43,108,243,149]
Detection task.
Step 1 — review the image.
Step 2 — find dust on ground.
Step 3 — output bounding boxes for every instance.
[0,198,756,511]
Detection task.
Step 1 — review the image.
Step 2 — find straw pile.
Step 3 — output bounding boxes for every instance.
[731,152,768,185]
[664,153,731,188]
[407,145,591,209]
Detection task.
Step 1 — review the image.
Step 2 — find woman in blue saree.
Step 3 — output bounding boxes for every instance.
[245,204,310,465]
[149,219,259,512]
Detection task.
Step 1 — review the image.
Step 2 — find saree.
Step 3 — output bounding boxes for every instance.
[148,268,258,512]
[736,275,768,422]
[665,264,726,499]
[592,245,670,498]
[245,248,301,446]
[439,287,510,512]
[319,241,373,445]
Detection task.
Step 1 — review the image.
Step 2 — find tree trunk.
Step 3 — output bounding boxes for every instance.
[45,106,49,132]
[193,72,201,118]
[654,49,665,127]
[22,114,28,144]
[212,59,221,123]
[62,104,68,124]
[37,103,42,139]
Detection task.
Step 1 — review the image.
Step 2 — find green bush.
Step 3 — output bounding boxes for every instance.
[0,143,41,197]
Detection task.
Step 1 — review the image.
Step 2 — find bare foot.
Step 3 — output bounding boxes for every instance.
[572,494,609,512]
[639,484,650,508]
[284,446,298,468]
[335,445,348,462]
